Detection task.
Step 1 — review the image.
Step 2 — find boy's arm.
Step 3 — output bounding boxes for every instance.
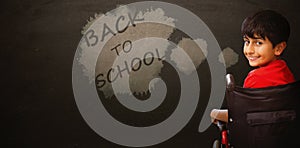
[210,109,228,124]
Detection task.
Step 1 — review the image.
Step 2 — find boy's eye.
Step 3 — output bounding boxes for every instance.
[255,41,262,45]
[244,40,250,45]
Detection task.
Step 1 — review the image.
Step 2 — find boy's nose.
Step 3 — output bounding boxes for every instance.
[244,45,255,55]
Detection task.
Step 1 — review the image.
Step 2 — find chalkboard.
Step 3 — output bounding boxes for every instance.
[3,0,299,147]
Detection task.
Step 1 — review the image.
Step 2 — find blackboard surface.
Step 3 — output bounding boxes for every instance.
[3,0,299,147]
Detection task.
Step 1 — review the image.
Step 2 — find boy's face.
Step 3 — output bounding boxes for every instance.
[243,34,281,67]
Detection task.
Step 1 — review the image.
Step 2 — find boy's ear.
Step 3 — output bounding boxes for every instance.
[274,41,287,56]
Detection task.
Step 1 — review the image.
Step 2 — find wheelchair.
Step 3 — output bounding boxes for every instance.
[212,74,300,148]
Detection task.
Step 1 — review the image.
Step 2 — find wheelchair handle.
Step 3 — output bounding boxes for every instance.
[226,74,235,92]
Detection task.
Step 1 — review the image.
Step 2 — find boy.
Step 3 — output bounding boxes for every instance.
[211,10,295,123]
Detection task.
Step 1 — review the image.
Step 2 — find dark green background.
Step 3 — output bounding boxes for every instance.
[3,0,299,147]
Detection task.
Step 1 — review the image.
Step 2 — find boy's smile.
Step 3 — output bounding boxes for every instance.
[243,34,284,67]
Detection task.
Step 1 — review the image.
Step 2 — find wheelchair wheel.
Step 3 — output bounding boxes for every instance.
[212,139,220,148]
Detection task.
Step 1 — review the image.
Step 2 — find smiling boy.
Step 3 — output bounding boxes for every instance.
[242,10,295,88]
[210,10,295,123]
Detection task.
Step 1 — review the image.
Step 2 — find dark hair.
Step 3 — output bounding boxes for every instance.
[241,10,290,47]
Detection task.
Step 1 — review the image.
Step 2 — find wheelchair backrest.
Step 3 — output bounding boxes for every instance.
[226,79,300,148]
